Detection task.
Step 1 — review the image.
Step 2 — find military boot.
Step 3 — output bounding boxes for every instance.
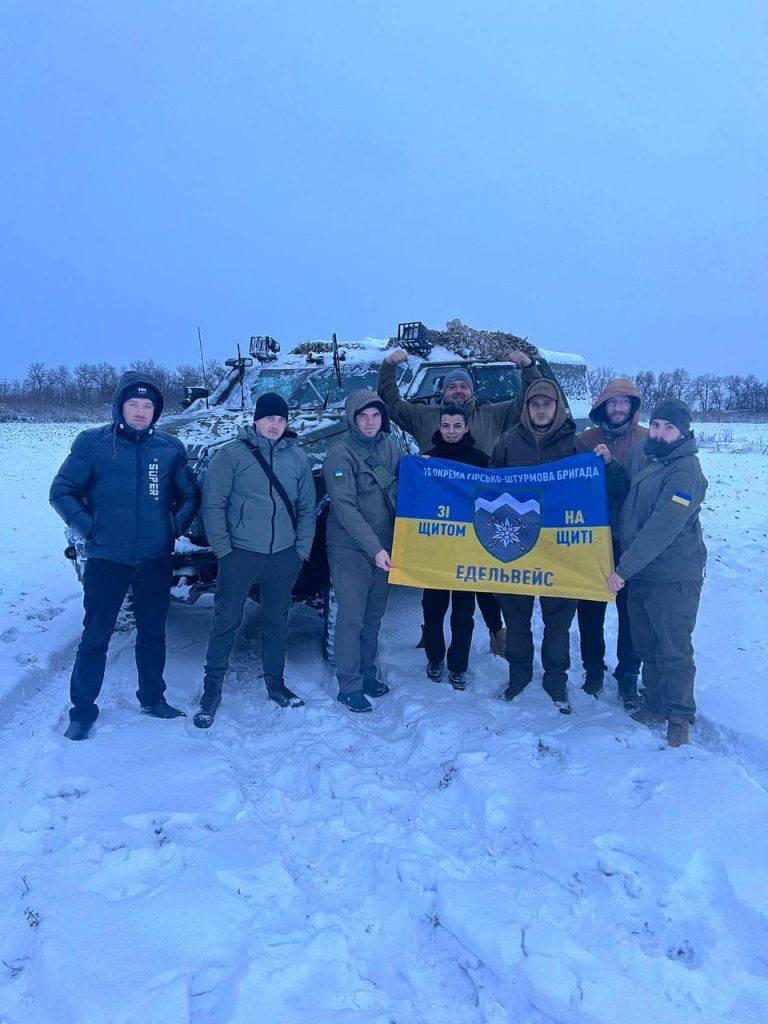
[666,717,690,748]
[616,673,641,712]
[582,666,604,697]
[631,703,666,726]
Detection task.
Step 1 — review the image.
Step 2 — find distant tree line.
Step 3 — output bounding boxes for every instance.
[0,359,228,421]
[586,366,768,415]
[2,358,767,421]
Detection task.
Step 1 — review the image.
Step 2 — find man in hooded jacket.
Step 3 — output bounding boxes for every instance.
[196,392,316,725]
[50,371,199,740]
[491,379,616,713]
[323,390,402,713]
[576,379,648,706]
[608,398,707,748]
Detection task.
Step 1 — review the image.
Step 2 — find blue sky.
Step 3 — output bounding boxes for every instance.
[1,0,766,378]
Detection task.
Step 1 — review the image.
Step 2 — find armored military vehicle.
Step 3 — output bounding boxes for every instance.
[64,321,590,661]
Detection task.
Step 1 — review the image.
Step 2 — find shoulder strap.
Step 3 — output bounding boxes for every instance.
[242,439,297,530]
[348,439,398,516]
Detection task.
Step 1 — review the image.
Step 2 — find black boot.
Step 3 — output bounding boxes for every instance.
[267,681,304,708]
[582,667,604,697]
[193,687,222,729]
[140,698,185,720]
[616,673,641,711]
[448,670,467,691]
[64,719,92,741]
[427,660,445,682]
[500,679,527,702]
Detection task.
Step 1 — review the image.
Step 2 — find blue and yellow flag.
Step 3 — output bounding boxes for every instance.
[390,453,614,601]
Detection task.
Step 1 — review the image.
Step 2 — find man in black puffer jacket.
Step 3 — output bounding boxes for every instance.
[421,405,504,689]
[50,371,199,740]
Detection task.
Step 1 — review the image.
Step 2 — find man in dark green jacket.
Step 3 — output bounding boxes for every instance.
[377,348,540,454]
[608,398,707,748]
[323,390,401,713]
[194,393,316,727]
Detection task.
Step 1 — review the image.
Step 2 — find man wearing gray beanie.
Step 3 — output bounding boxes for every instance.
[377,347,541,455]
[607,397,707,748]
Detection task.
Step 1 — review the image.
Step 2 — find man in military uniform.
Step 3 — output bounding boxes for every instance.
[323,390,401,713]
[608,398,707,748]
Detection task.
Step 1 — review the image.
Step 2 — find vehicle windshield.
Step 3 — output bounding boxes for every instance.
[255,363,412,409]
[473,365,523,403]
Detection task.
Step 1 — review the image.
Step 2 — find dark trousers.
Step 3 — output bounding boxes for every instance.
[577,581,640,677]
[498,594,576,697]
[628,579,701,721]
[69,557,172,724]
[476,591,503,634]
[330,546,391,694]
[422,589,476,674]
[203,546,302,700]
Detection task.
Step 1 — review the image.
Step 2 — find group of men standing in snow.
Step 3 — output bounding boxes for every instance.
[50,344,707,749]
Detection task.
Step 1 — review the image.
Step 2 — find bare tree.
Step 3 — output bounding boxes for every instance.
[586,365,617,401]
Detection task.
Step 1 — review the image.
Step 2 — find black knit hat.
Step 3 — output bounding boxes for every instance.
[253,392,289,421]
[121,382,160,407]
[650,397,692,436]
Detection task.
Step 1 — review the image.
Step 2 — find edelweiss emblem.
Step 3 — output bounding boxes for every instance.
[490,517,522,550]
[473,493,541,562]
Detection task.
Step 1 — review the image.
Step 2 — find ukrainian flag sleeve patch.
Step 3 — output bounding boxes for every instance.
[671,491,692,507]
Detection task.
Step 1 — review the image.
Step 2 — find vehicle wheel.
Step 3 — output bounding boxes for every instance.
[322,585,337,664]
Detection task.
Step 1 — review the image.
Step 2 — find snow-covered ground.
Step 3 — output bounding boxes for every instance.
[0,421,766,1024]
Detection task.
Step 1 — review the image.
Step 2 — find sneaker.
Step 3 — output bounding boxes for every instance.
[582,668,604,697]
[363,678,390,698]
[140,699,185,720]
[489,627,507,658]
[448,670,466,691]
[64,720,92,741]
[337,690,373,713]
[631,704,666,726]
[666,717,690,748]
[266,682,304,708]
[548,690,572,715]
[426,660,445,682]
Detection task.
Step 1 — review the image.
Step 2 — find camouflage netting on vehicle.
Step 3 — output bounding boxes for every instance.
[435,320,539,362]
[390,319,539,362]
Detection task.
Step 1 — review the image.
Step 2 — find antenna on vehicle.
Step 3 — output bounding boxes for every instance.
[197,325,209,409]
[237,342,246,410]
[332,332,345,388]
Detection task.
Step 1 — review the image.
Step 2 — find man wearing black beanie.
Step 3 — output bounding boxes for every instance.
[607,397,707,748]
[194,391,316,726]
[50,371,199,740]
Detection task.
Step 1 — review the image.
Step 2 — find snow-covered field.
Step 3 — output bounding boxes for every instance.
[0,421,766,1024]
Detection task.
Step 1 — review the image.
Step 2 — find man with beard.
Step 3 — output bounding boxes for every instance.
[608,399,707,748]
[421,405,500,690]
[377,348,540,456]
[576,379,648,707]
[378,350,529,652]
[491,379,615,714]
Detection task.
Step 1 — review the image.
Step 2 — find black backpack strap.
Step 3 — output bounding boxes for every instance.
[242,440,297,530]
